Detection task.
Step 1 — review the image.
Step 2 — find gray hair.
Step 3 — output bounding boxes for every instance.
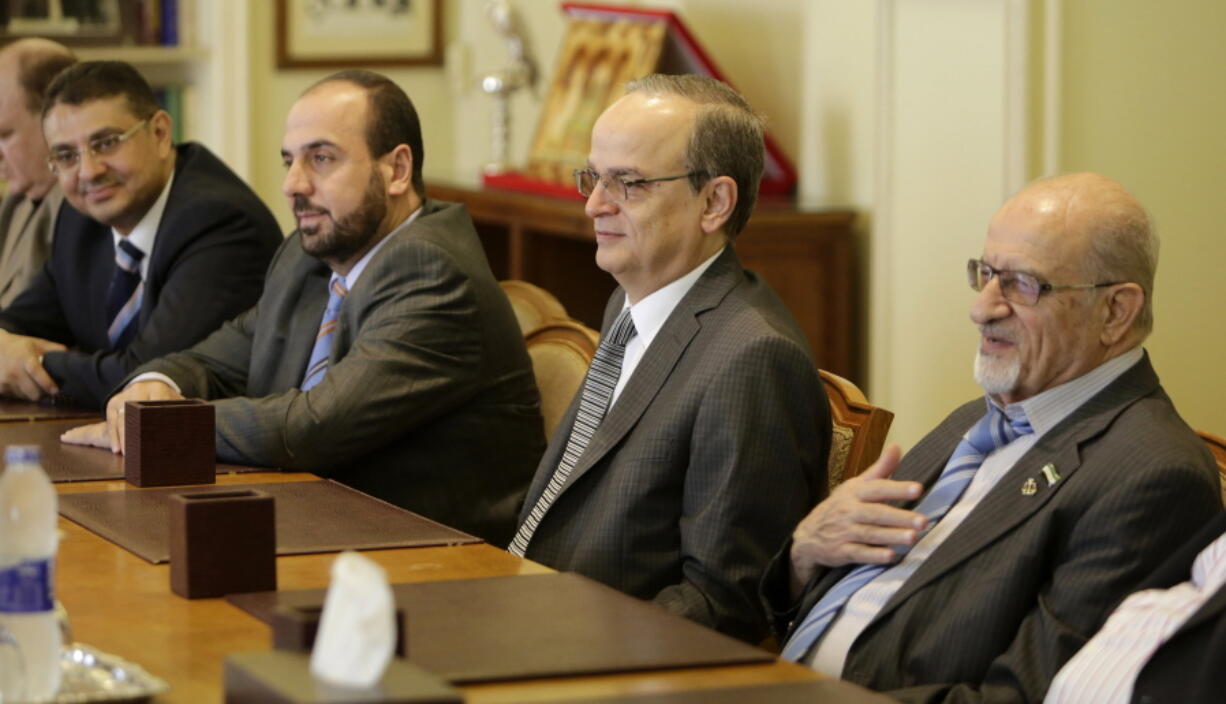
[624,74,764,238]
[1085,202,1159,337]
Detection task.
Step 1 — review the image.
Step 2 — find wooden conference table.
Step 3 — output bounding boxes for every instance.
[12,406,828,703]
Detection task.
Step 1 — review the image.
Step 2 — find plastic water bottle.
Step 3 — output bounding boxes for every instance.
[0,445,61,700]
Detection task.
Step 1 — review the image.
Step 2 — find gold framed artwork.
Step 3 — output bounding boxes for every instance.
[275,0,443,69]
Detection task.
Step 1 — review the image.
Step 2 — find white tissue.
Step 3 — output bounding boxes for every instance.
[309,551,396,688]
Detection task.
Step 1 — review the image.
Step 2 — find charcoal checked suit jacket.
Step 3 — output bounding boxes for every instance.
[519,246,830,643]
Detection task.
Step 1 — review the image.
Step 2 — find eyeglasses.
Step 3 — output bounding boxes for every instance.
[573,168,702,202]
[967,259,1121,306]
[46,119,149,172]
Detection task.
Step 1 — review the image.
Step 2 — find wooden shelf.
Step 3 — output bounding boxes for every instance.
[428,183,860,381]
[74,45,209,65]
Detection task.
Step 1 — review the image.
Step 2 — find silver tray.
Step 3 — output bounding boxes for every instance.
[44,643,168,703]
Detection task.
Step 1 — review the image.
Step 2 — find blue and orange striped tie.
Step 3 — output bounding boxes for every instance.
[300,277,348,391]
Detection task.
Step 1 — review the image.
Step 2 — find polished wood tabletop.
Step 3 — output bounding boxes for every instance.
[52,470,820,703]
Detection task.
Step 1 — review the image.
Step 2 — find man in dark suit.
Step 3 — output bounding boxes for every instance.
[764,172,1222,702]
[63,70,543,545]
[1045,510,1226,703]
[0,60,280,408]
[508,74,829,643]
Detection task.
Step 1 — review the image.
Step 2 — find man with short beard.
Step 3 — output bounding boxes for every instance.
[63,70,544,545]
[762,172,1221,702]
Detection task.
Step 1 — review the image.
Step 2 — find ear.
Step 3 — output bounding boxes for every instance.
[1099,282,1144,345]
[149,109,174,155]
[382,144,414,197]
[699,175,737,236]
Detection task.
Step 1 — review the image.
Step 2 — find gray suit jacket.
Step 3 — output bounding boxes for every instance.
[763,353,1222,703]
[0,187,60,308]
[519,247,830,642]
[129,199,545,545]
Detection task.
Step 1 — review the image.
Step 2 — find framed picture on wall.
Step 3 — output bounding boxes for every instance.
[276,0,443,69]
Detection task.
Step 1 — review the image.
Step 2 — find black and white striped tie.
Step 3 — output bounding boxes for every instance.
[509,307,637,556]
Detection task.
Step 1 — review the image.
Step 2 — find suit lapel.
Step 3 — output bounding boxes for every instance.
[282,262,332,388]
[550,248,742,497]
[870,356,1160,625]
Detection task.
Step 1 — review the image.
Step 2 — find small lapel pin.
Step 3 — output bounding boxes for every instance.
[1041,463,1061,487]
[1021,477,1038,496]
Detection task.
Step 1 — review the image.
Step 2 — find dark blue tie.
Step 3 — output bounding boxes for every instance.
[105,239,145,348]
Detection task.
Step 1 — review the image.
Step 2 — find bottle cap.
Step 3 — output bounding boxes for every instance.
[5,444,41,465]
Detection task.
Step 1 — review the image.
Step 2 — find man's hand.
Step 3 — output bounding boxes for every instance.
[60,422,111,449]
[103,380,185,454]
[0,330,66,401]
[788,445,927,596]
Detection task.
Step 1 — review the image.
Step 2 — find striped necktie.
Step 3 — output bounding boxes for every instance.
[509,307,637,556]
[300,278,349,391]
[105,239,145,348]
[780,401,1033,663]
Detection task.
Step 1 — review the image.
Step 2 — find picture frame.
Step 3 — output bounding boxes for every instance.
[275,0,443,69]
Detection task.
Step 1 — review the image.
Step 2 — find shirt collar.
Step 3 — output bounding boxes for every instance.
[111,170,174,268]
[621,247,724,350]
[331,205,422,291]
[1000,345,1145,437]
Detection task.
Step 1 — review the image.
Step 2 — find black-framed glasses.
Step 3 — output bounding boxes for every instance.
[47,119,149,172]
[573,168,701,202]
[967,259,1121,306]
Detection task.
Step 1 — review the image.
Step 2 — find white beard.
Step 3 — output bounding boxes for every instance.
[974,351,1021,396]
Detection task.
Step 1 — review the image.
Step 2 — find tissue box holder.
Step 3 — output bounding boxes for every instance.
[170,489,276,599]
[224,651,460,704]
[124,399,216,487]
[271,604,407,657]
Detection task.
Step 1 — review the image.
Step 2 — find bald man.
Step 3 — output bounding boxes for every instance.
[0,38,75,306]
[763,173,1221,702]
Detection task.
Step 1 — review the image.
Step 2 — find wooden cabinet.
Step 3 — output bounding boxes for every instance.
[427,183,859,380]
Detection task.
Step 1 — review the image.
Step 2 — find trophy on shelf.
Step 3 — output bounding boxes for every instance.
[479,0,538,176]
[482,2,796,200]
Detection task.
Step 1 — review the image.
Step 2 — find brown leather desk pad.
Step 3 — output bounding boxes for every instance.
[226,572,775,684]
[0,419,261,482]
[0,399,98,422]
[59,480,481,563]
[571,680,898,703]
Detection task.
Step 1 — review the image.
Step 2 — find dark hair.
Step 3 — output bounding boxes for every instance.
[625,74,765,238]
[16,50,76,113]
[310,69,425,196]
[42,60,159,120]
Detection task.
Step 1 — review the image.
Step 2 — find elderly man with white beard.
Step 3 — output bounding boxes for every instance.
[760,172,1222,703]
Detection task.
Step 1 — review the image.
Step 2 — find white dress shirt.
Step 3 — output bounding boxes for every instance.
[1045,528,1226,704]
[809,346,1146,676]
[610,247,723,408]
[111,171,174,280]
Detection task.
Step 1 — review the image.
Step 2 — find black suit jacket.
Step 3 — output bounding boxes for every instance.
[520,248,829,642]
[0,142,281,408]
[129,199,544,546]
[763,353,1222,703]
[1128,511,1226,704]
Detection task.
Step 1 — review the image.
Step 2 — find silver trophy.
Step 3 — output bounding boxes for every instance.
[480,0,538,175]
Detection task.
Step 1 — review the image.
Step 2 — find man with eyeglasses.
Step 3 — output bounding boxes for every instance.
[763,172,1220,702]
[0,39,75,308]
[508,74,829,642]
[0,60,280,408]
